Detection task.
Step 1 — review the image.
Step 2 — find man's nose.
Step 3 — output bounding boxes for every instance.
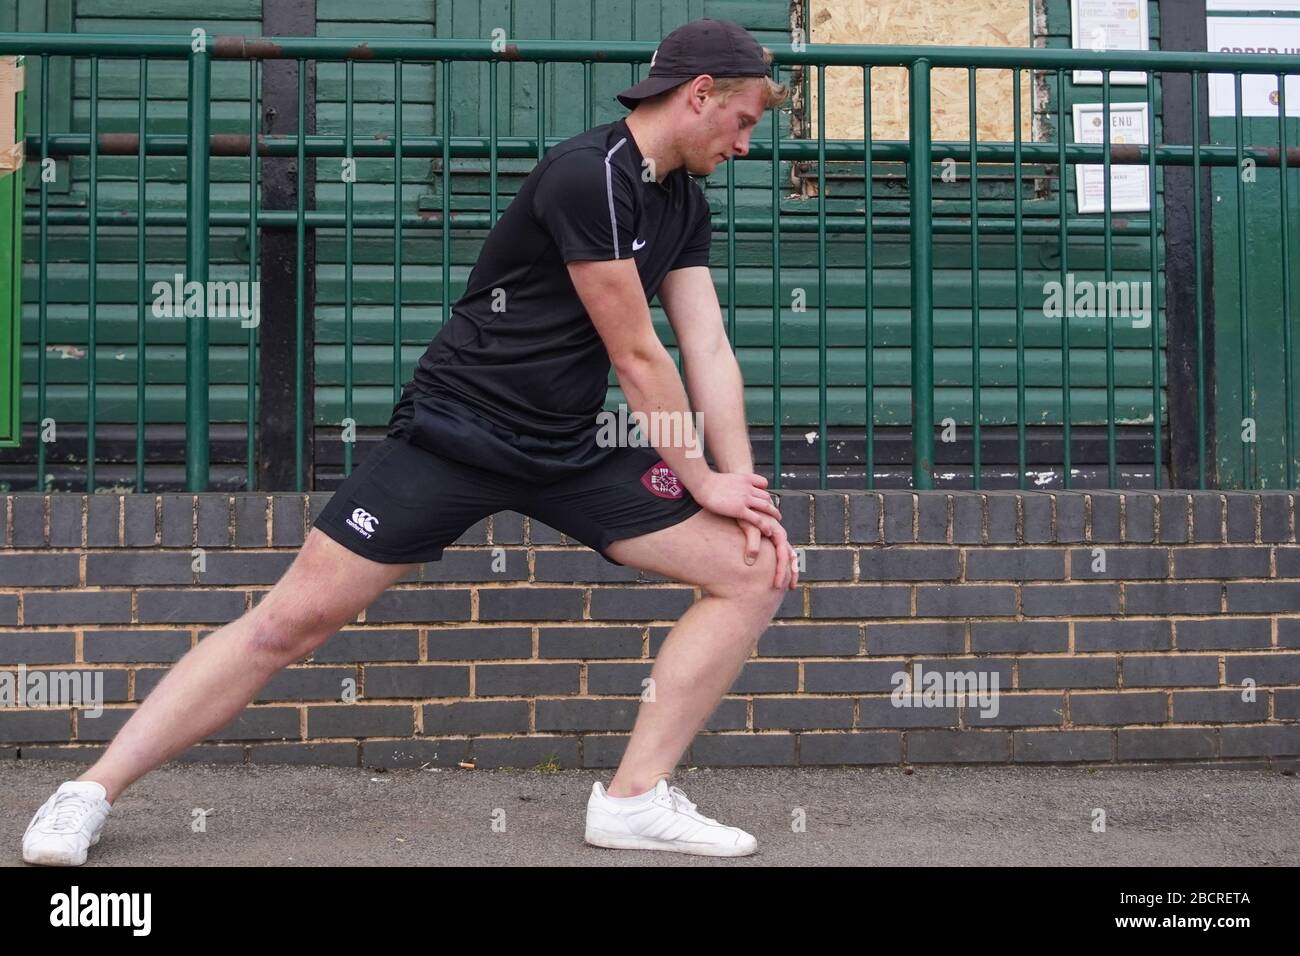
[733,132,751,157]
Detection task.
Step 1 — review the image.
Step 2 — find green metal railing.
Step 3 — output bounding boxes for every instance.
[3,33,1299,491]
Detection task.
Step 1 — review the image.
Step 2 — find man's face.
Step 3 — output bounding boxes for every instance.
[680,79,766,177]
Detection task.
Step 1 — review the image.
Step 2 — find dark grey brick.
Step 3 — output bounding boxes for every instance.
[1224,654,1300,685]
[971,621,1068,653]
[1280,619,1300,649]
[48,494,83,547]
[311,628,420,663]
[1122,656,1219,687]
[805,660,907,693]
[848,493,881,543]
[1124,492,1156,543]
[160,494,193,548]
[916,494,948,543]
[965,548,1065,581]
[1069,547,1168,580]
[952,493,983,545]
[307,704,412,738]
[1157,493,1190,544]
[964,693,1064,728]
[911,657,1013,691]
[1276,689,1300,718]
[363,664,468,699]
[539,626,642,659]
[198,552,295,585]
[87,494,119,547]
[475,663,580,696]
[798,731,901,765]
[1171,690,1269,723]
[1177,618,1271,650]
[11,496,44,547]
[857,697,960,727]
[589,587,694,621]
[85,629,191,663]
[754,697,853,730]
[1021,493,1053,544]
[17,745,108,763]
[423,700,529,734]
[730,661,800,693]
[1019,587,1123,616]
[137,589,245,624]
[1226,494,1255,543]
[1118,733,1216,764]
[1190,492,1223,544]
[455,517,489,546]
[776,491,811,545]
[0,631,76,665]
[1089,491,1122,543]
[1013,730,1113,762]
[123,495,157,547]
[687,733,796,766]
[362,739,469,769]
[865,622,964,655]
[585,662,654,695]
[1075,619,1172,651]
[704,698,749,730]
[581,734,631,767]
[1175,547,1270,579]
[1126,583,1221,615]
[905,730,1009,762]
[758,623,859,657]
[1055,493,1085,543]
[471,736,581,769]
[1226,582,1300,613]
[527,518,563,545]
[810,586,911,619]
[800,548,853,581]
[0,554,79,586]
[1259,492,1291,543]
[250,743,358,767]
[0,594,15,625]
[479,587,582,622]
[233,495,269,547]
[254,666,360,702]
[307,493,332,529]
[0,710,75,742]
[1019,657,1118,689]
[425,549,530,583]
[916,586,1016,617]
[537,698,639,732]
[196,496,231,548]
[8,667,130,703]
[86,552,192,586]
[813,492,847,543]
[365,588,472,623]
[858,547,959,580]
[207,706,300,741]
[491,511,525,545]
[270,495,306,548]
[25,591,133,625]
[535,551,637,583]
[984,492,1018,544]
[881,491,914,543]
[1277,546,1300,578]
[1221,726,1300,757]
[424,627,530,661]
[1070,691,1167,725]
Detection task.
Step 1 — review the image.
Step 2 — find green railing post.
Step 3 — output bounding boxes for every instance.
[909,58,934,489]
[184,43,211,491]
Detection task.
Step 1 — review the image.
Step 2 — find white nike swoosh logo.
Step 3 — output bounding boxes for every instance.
[632,238,646,250]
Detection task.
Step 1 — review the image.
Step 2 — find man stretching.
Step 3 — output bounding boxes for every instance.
[23,18,794,864]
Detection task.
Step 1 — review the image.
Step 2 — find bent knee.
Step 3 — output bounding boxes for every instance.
[246,602,332,659]
[703,536,787,610]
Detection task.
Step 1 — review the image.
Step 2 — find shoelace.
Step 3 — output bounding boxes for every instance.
[42,793,99,834]
[666,785,721,826]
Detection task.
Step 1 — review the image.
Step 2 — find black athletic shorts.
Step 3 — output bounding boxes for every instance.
[313,405,704,567]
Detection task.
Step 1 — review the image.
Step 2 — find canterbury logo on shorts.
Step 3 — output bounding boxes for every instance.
[641,460,683,499]
[347,507,379,538]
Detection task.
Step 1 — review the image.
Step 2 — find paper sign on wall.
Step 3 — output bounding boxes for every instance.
[1206,16,1300,117]
[1071,0,1150,85]
[1073,102,1151,213]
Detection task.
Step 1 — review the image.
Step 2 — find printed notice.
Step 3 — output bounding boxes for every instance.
[1072,0,1150,85]
[1073,102,1151,213]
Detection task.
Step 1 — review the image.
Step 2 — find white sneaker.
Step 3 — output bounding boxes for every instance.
[22,781,113,866]
[585,779,757,857]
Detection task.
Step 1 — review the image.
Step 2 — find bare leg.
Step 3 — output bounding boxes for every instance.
[601,510,787,796]
[76,529,418,803]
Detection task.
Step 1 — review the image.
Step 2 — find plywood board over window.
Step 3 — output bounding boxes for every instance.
[808,0,1034,145]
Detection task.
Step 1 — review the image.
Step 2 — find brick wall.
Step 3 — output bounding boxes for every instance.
[2,490,1299,769]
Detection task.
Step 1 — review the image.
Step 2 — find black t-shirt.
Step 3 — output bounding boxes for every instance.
[399,116,713,480]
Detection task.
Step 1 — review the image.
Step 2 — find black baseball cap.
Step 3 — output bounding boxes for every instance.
[616,18,769,110]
